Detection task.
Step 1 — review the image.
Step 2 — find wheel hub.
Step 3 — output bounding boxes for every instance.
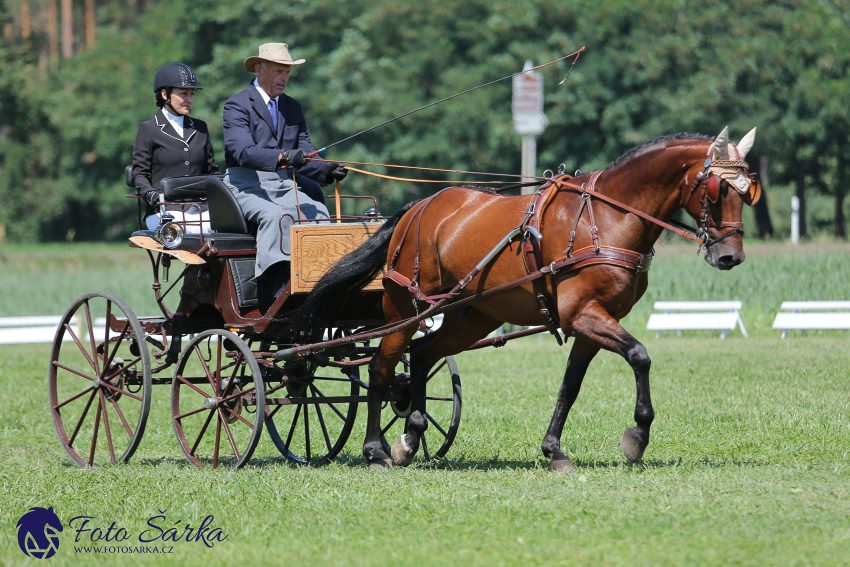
[204,397,218,410]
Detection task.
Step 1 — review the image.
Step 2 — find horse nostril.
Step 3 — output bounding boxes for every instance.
[717,255,741,269]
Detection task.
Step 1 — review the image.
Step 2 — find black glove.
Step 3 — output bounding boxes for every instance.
[326,162,348,183]
[144,191,161,210]
[279,148,307,169]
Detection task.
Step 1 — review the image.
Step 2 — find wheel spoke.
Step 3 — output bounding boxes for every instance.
[421,432,431,461]
[213,416,222,468]
[102,321,131,377]
[54,386,95,410]
[267,404,283,419]
[220,352,243,399]
[84,300,101,376]
[303,402,311,462]
[426,360,447,382]
[68,389,98,446]
[215,339,223,396]
[64,324,98,375]
[310,385,333,453]
[101,302,112,375]
[194,345,217,392]
[381,414,399,435]
[107,396,134,440]
[190,410,216,456]
[101,354,142,383]
[285,404,303,450]
[222,406,254,428]
[88,399,102,466]
[218,408,241,461]
[99,391,116,464]
[176,405,209,420]
[425,396,453,402]
[97,380,143,402]
[425,411,448,438]
[218,385,255,405]
[310,384,347,421]
[176,374,213,399]
[53,361,96,382]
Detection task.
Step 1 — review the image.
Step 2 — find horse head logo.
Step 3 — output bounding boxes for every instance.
[16,506,63,559]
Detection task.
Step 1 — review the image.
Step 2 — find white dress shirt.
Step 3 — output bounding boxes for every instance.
[162,108,185,138]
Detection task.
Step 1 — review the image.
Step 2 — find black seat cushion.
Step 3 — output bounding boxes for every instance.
[161,176,208,200]
[206,176,249,234]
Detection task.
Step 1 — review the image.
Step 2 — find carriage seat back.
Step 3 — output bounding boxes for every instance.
[161,176,208,200]
[205,176,249,234]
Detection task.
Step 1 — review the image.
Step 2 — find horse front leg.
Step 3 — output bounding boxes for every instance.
[541,338,600,472]
[566,302,655,464]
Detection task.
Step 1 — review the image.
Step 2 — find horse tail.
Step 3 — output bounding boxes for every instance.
[286,199,421,336]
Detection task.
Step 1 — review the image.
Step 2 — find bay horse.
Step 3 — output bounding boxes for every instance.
[295,127,761,471]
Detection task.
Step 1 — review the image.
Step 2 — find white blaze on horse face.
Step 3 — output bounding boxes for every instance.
[736,127,757,159]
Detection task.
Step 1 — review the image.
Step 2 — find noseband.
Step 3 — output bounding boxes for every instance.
[680,157,747,248]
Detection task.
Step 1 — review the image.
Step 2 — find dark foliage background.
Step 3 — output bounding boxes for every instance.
[0,0,847,242]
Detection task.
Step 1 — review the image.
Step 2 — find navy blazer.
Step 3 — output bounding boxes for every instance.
[132,112,219,204]
[223,83,328,185]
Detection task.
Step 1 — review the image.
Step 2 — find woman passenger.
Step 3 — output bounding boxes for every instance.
[132,62,219,231]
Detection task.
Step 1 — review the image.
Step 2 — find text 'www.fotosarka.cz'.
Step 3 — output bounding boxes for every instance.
[16,506,229,559]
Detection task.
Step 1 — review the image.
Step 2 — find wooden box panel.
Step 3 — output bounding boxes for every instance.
[290,222,386,294]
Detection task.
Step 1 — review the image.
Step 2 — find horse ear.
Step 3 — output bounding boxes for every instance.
[712,126,729,158]
[737,127,757,159]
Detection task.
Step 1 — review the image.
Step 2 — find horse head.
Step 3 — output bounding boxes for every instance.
[681,126,760,270]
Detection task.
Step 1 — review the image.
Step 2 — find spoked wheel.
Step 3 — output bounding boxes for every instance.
[264,364,361,465]
[171,330,265,469]
[380,356,462,462]
[49,291,152,467]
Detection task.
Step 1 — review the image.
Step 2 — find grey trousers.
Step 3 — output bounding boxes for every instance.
[224,167,329,277]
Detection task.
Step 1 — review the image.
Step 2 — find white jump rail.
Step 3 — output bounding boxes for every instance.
[772,301,850,338]
[0,316,108,345]
[646,301,747,339]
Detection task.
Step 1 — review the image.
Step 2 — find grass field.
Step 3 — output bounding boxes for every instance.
[1,243,849,566]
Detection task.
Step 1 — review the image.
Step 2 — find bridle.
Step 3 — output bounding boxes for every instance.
[678,157,759,249]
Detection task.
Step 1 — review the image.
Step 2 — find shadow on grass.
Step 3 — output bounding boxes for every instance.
[128,453,769,472]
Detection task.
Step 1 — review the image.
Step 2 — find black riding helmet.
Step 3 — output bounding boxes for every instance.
[153,62,203,92]
[154,62,202,109]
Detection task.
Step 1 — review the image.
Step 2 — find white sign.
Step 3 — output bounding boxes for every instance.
[513,112,549,135]
[512,60,547,135]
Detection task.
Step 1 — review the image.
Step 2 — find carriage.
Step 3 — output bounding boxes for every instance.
[48,171,469,469]
[49,127,761,471]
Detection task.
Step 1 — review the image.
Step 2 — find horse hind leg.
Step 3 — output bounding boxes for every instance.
[391,308,502,467]
[541,339,600,473]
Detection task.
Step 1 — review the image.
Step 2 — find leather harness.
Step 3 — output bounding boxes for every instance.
[382,160,750,339]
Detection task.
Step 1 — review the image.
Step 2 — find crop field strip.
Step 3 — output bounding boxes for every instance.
[1,243,849,566]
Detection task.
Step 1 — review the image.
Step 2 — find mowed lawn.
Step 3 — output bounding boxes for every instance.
[1,242,849,566]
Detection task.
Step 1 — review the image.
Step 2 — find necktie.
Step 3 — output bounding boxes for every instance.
[268,98,278,131]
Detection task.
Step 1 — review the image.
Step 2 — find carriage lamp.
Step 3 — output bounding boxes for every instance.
[153,213,184,249]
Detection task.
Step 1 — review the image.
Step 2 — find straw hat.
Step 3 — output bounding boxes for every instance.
[244,43,306,72]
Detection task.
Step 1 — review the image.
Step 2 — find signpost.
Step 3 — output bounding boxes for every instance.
[512,60,548,193]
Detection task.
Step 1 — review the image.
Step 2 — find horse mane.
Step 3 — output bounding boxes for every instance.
[605,132,714,171]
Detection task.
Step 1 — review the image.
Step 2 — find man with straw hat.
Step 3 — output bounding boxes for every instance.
[223,42,348,297]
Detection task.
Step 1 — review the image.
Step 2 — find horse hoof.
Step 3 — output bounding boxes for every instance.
[367,458,392,471]
[391,435,416,467]
[619,427,646,463]
[548,458,575,473]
